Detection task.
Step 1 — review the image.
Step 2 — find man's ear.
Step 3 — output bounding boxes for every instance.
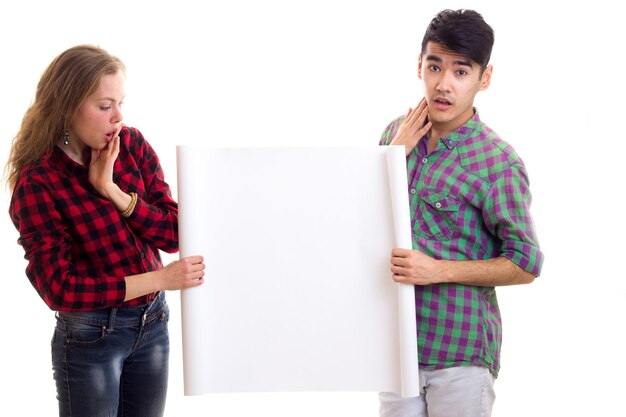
[417,55,423,80]
[480,64,493,90]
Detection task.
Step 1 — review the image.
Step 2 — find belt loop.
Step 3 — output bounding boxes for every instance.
[107,308,117,333]
[149,291,162,311]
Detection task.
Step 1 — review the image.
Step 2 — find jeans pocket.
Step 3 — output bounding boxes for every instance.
[63,321,107,345]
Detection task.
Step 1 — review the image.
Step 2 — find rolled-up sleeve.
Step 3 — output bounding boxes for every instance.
[120,128,178,253]
[483,163,544,276]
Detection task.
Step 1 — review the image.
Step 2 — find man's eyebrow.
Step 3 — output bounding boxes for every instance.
[425,54,473,67]
[454,59,473,67]
[425,54,443,63]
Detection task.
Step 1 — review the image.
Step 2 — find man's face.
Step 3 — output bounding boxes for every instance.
[418,42,492,132]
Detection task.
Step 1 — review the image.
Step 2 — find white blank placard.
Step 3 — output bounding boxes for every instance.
[177,146,418,397]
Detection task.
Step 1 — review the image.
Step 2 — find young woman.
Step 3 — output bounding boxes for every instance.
[6,44,205,417]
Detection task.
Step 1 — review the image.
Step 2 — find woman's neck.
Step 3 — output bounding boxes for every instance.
[57,140,86,165]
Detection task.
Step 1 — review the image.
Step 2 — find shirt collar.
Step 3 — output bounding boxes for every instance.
[434,109,483,150]
[51,144,91,174]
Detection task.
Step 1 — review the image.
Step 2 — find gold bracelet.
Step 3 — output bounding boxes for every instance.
[120,192,138,218]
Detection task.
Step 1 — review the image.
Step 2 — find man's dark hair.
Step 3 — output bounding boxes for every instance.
[421,9,494,70]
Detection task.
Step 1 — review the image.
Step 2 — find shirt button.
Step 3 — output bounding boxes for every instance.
[435,202,442,209]
[422,157,428,163]
[410,188,416,195]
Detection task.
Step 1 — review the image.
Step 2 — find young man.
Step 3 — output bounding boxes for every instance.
[378,9,544,417]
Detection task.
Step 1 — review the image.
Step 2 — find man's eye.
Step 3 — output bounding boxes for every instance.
[429,65,440,72]
[458,70,467,76]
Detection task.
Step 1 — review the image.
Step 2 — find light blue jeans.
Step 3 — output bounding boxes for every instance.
[51,292,170,417]
[379,366,496,417]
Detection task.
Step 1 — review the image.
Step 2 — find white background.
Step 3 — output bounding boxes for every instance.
[0,1,624,416]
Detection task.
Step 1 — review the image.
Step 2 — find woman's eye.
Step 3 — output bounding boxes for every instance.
[99,106,112,111]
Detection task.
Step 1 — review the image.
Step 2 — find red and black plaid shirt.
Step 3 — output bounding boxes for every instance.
[9,126,178,312]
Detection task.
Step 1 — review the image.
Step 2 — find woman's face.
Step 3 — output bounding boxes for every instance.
[69,71,125,152]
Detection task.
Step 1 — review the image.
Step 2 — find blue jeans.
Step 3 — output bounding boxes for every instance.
[51,292,170,417]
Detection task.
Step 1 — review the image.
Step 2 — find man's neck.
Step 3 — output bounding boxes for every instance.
[426,126,451,154]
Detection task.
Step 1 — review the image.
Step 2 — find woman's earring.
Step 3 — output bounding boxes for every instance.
[63,129,69,145]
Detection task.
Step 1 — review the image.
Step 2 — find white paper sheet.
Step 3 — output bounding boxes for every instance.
[177,146,418,397]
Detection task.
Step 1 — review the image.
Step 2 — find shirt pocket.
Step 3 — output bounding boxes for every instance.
[415,189,460,240]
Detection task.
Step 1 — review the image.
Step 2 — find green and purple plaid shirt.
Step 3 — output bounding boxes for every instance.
[380,111,543,377]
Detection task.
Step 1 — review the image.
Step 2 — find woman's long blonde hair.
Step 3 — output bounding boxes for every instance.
[4,45,125,191]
